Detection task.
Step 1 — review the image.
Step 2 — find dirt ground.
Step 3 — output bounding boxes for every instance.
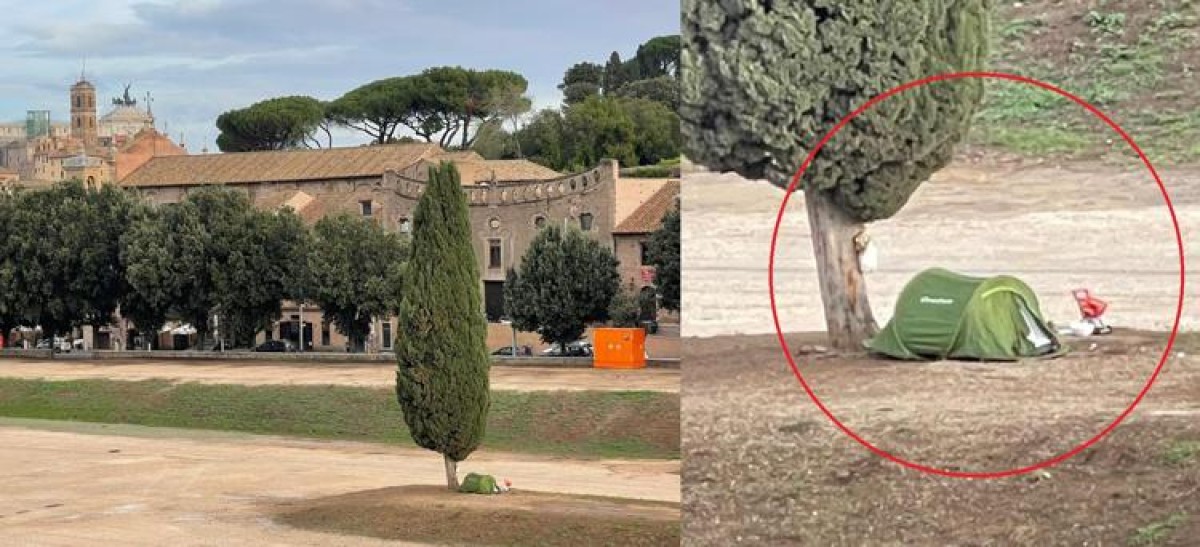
[682,159,1200,544]
[683,160,1200,337]
[276,485,679,546]
[683,330,1200,545]
[0,420,679,546]
[0,359,679,393]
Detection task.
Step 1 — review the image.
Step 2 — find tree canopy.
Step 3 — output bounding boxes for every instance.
[327,68,530,148]
[215,96,326,152]
[680,1,988,222]
[504,225,620,349]
[309,213,407,352]
[646,204,680,312]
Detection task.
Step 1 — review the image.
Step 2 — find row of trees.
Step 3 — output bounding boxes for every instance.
[0,181,407,350]
[215,35,682,175]
[216,66,531,152]
[0,182,680,353]
[473,35,682,171]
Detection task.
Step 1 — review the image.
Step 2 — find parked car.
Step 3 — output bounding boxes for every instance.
[492,345,533,357]
[542,340,593,357]
[253,340,295,353]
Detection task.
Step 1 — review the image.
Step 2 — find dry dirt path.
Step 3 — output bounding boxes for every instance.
[0,359,679,393]
[0,421,680,546]
[684,160,1200,337]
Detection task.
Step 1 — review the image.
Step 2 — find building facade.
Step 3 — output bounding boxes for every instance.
[118,143,673,352]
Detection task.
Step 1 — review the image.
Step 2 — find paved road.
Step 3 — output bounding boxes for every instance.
[0,420,680,546]
[0,359,679,393]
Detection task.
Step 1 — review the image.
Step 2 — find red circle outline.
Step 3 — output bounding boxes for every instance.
[768,71,1186,479]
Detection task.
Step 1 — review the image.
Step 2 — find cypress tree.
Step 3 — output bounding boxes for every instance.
[395,161,490,491]
[681,1,989,349]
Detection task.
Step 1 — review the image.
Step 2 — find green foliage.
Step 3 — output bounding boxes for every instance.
[563,96,638,168]
[504,225,620,348]
[0,378,680,459]
[1131,512,1187,545]
[0,182,138,336]
[621,98,682,165]
[608,284,642,327]
[998,17,1045,41]
[119,206,176,335]
[0,189,29,336]
[603,51,629,94]
[1163,440,1200,465]
[559,62,605,105]
[646,206,680,312]
[613,76,680,110]
[635,35,681,78]
[121,187,302,347]
[682,1,989,222]
[1086,11,1126,36]
[395,162,490,464]
[309,213,406,352]
[329,68,530,148]
[216,96,326,152]
[515,109,568,168]
[327,77,422,145]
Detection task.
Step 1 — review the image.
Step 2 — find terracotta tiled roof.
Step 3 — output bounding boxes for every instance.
[614,179,679,234]
[417,157,562,184]
[122,143,443,187]
[614,177,670,227]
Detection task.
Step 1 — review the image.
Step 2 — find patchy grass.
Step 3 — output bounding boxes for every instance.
[971,126,1097,156]
[1163,439,1200,465]
[0,378,679,460]
[276,485,679,547]
[969,0,1200,163]
[1131,512,1188,545]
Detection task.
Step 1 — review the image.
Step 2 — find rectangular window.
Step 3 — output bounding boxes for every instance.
[382,322,392,349]
[321,322,330,346]
[488,239,502,269]
[360,200,372,216]
[580,212,594,231]
[640,242,650,265]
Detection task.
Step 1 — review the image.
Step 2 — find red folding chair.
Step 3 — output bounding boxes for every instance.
[1072,289,1112,334]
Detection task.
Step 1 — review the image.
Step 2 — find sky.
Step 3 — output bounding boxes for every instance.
[0,0,678,150]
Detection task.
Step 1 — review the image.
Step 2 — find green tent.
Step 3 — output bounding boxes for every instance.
[865,268,1067,361]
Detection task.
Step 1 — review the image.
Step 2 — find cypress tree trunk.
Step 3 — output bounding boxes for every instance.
[444,455,458,491]
[804,188,878,351]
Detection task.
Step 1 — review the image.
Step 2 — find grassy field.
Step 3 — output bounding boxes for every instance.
[0,378,679,460]
[968,0,1200,164]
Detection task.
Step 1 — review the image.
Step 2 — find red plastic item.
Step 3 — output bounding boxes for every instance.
[1072,289,1108,319]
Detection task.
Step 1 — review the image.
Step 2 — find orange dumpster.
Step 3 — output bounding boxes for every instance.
[593,328,647,369]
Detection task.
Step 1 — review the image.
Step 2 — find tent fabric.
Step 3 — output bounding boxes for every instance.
[866,268,1067,361]
[458,473,499,494]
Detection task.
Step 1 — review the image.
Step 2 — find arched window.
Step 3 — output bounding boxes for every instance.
[398,217,411,233]
[533,215,547,229]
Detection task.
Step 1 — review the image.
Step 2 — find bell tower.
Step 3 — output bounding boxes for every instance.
[70,73,98,148]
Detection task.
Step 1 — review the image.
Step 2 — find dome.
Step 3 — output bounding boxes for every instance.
[101,105,152,124]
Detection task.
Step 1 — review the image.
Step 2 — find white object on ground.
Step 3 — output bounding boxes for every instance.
[1070,321,1095,337]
